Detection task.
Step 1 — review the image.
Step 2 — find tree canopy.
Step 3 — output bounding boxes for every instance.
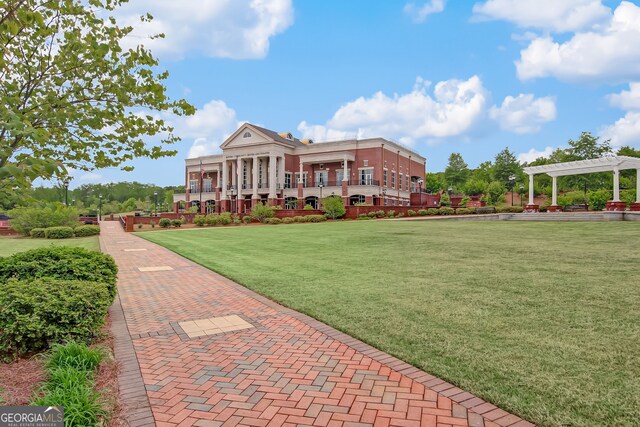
[0,0,194,198]
[444,153,470,190]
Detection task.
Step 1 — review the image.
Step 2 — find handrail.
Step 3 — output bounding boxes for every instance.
[118,215,126,230]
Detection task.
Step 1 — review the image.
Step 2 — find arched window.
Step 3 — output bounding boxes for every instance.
[287,133,293,140]
[243,132,251,138]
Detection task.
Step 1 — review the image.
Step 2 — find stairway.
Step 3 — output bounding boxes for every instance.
[506,212,606,221]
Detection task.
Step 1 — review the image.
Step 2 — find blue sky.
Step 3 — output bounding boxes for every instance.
[70,0,640,187]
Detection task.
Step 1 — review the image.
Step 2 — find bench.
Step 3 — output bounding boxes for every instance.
[565,204,588,212]
[476,206,497,214]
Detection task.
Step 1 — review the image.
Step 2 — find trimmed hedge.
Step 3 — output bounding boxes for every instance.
[44,226,74,239]
[266,217,283,225]
[0,247,118,299]
[159,218,172,228]
[0,278,112,357]
[455,208,476,215]
[496,206,524,213]
[73,225,100,237]
[30,228,46,238]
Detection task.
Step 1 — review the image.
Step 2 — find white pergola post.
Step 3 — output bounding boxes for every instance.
[528,174,535,205]
[343,155,349,183]
[551,175,558,206]
[613,167,620,202]
[636,169,640,203]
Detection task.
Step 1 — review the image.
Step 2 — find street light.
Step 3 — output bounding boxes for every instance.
[229,187,236,214]
[417,179,424,206]
[63,177,70,206]
[519,185,524,207]
[98,194,103,221]
[153,191,158,216]
[382,188,387,206]
[508,175,516,206]
[319,183,324,205]
[71,198,75,207]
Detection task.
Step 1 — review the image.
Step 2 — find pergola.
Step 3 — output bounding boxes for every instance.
[523,156,640,211]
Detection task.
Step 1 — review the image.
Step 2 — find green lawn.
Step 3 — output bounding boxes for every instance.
[141,221,640,427]
[0,235,100,257]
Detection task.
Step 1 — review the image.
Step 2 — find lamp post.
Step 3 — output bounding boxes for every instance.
[72,198,75,207]
[508,175,516,206]
[63,177,70,206]
[519,185,524,206]
[319,183,324,207]
[98,194,103,221]
[418,179,424,206]
[382,188,387,206]
[229,188,236,214]
[153,191,158,216]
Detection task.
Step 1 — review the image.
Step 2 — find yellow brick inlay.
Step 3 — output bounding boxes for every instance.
[179,315,253,338]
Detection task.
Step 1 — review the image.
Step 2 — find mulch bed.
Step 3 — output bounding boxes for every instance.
[0,355,45,405]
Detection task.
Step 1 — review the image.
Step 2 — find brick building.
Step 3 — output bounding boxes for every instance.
[173,123,427,213]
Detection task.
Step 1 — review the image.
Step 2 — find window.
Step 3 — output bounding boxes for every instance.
[315,171,328,186]
[203,179,212,192]
[363,160,369,167]
[242,160,249,189]
[258,159,264,186]
[406,175,409,191]
[360,168,373,185]
[336,169,349,183]
[391,172,396,189]
[383,170,387,187]
[243,132,251,138]
[189,180,198,193]
[295,172,308,187]
[285,172,292,188]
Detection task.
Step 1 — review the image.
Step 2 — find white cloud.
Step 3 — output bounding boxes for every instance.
[116,0,294,60]
[600,111,640,147]
[473,0,610,32]
[298,76,489,144]
[404,0,446,23]
[77,172,103,182]
[608,82,640,110]
[517,146,555,163]
[489,94,556,134]
[516,2,640,83]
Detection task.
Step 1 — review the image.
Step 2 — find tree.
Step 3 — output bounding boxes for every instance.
[470,161,494,183]
[444,153,470,190]
[562,132,613,194]
[322,196,345,219]
[250,203,274,223]
[493,148,521,184]
[0,0,195,195]
[486,181,506,205]
[423,173,445,193]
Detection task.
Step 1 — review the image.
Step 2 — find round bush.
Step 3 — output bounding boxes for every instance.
[30,228,46,238]
[158,218,172,228]
[193,215,207,226]
[206,214,220,226]
[455,208,475,215]
[73,225,100,237]
[282,217,293,224]
[438,207,455,215]
[242,216,252,224]
[426,208,439,215]
[266,218,282,225]
[407,210,417,217]
[0,246,118,299]
[0,278,112,357]
[171,219,182,228]
[44,226,74,239]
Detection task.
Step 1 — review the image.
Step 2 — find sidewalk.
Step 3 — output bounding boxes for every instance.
[100,222,533,427]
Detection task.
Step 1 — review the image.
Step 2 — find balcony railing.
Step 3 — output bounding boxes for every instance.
[349,179,380,186]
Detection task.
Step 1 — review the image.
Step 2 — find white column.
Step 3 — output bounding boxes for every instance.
[222,158,228,197]
[278,156,285,189]
[528,174,535,205]
[236,157,242,192]
[552,175,558,206]
[268,155,277,199]
[342,155,348,182]
[252,156,259,198]
[636,169,640,203]
[613,167,620,202]
[299,161,304,183]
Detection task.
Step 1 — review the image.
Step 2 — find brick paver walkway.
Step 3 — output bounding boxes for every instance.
[100,222,533,427]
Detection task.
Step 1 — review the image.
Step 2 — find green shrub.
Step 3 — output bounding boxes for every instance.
[159,218,171,228]
[266,218,283,225]
[282,217,293,224]
[250,203,275,223]
[322,196,346,219]
[496,206,524,213]
[193,215,207,226]
[588,189,611,211]
[8,205,80,236]
[219,212,232,225]
[306,215,327,223]
[0,279,111,357]
[386,210,396,217]
[356,215,370,220]
[30,228,46,238]
[303,204,314,210]
[438,207,455,215]
[417,209,429,216]
[375,210,385,218]
[242,216,252,224]
[206,214,220,226]
[73,225,100,237]
[486,181,506,205]
[407,210,417,217]
[171,219,182,228]
[439,192,451,206]
[367,211,377,218]
[45,226,75,239]
[354,202,372,206]
[427,208,439,215]
[397,213,404,218]
[233,219,241,225]
[455,208,475,215]
[0,246,118,299]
